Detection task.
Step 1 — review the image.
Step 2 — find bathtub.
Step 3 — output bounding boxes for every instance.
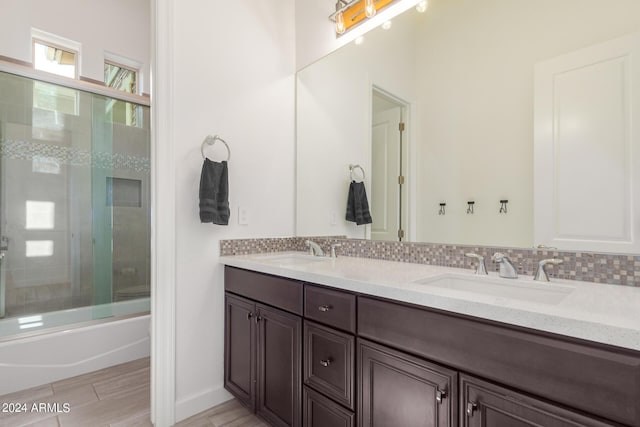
[0,298,150,396]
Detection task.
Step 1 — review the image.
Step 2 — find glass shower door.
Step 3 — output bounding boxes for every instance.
[0,69,150,336]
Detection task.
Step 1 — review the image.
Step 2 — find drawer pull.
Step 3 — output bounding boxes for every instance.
[320,358,333,367]
[318,305,332,312]
[436,389,447,404]
[466,401,478,417]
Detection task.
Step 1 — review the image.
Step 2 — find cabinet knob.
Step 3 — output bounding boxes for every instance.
[318,305,332,312]
[256,315,262,323]
[436,389,447,404]
[247,312,253,320]
[320,358,332,367]
[466,401,478,417]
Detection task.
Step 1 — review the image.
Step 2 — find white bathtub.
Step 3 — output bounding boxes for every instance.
[0,299,150,396]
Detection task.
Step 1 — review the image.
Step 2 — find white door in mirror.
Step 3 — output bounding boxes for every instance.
[534,32,640,253]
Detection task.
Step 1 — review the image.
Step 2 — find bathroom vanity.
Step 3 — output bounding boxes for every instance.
[221,253,640,427]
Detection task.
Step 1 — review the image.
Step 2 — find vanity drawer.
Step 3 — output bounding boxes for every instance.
[303,386,354,427]
[358,296,640,427]
[225,266,303,315]
[304,285,356,333]
[304,321,355,410]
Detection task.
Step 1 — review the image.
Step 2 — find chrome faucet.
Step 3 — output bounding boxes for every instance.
[492,252,518,278]
[305,240,325,257]
[465,253,487,275]
[534,258,563,282]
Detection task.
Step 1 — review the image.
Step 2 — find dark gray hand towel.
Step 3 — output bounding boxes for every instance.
[345,181,372,225]
[199,159,230,225]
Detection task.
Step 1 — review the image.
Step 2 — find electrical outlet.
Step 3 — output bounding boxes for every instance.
[238,207,249,225]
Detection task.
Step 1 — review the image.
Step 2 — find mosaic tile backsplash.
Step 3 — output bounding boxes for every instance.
[220,237,640,287]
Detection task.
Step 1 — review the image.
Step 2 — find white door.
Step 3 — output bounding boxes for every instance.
[534,32,640,253]
[371,93,404,241]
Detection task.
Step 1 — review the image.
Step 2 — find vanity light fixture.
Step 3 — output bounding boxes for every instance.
[330,0,399,36]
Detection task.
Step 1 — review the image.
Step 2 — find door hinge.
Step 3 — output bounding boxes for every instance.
[399,122,405,132]
[397,229,405,239]
[398,175,405,185]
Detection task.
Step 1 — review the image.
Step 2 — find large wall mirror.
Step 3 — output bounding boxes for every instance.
[296,0,640,251]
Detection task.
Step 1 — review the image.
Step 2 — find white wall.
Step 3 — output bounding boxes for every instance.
[171,0,296,420]
[0,0,150,93]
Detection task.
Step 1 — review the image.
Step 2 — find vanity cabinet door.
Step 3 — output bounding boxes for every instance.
[224,293,256,411]
[257,303,302,427]
[461,375,617,427]
[358,339,457,427]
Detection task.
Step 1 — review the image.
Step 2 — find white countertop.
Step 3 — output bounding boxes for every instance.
[219,252,640,352]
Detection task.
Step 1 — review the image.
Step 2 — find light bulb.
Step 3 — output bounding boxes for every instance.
[355,36,365,45]
[382,20,392,30]
[335,11,346,34]
[416,0,428,13]
[365,0,377,18]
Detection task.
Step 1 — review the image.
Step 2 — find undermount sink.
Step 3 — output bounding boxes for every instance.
[412,275,574,305]
[258,253,330,266]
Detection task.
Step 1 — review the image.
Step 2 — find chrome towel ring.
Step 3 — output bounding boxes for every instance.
[201,135,231,161]
[349,164,365,182]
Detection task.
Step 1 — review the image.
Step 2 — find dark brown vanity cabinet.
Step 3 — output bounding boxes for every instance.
[225,266,640,427]
[358,339,457,427]
[224,268,303,427]
[359,296,640,427]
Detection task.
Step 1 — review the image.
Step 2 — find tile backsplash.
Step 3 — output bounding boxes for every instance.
[220,237,640,287]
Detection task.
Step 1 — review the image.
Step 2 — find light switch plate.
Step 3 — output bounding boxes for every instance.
[238,207,249,225]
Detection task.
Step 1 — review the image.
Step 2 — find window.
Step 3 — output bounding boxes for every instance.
[104,61,141,127]
[33,40,77,79]
[104,61,138,94]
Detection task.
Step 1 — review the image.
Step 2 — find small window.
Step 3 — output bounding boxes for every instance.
[33,40,77,79]
[104,62,137,94]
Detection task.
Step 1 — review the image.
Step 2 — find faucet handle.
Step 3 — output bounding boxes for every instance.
[330,243,342,258]
[465,253,487,275]
[492,252,507,262]
[534,258,563,282]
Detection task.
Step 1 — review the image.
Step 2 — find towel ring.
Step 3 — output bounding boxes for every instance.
[201,135,231,162]
[349,164,365,182]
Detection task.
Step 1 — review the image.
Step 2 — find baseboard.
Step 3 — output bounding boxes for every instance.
[175,385,233,422]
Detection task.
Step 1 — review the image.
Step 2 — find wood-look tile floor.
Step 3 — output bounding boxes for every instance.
[0,358,267,427]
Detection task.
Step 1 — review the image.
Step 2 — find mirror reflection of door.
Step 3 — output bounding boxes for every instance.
[371,88,408,241]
